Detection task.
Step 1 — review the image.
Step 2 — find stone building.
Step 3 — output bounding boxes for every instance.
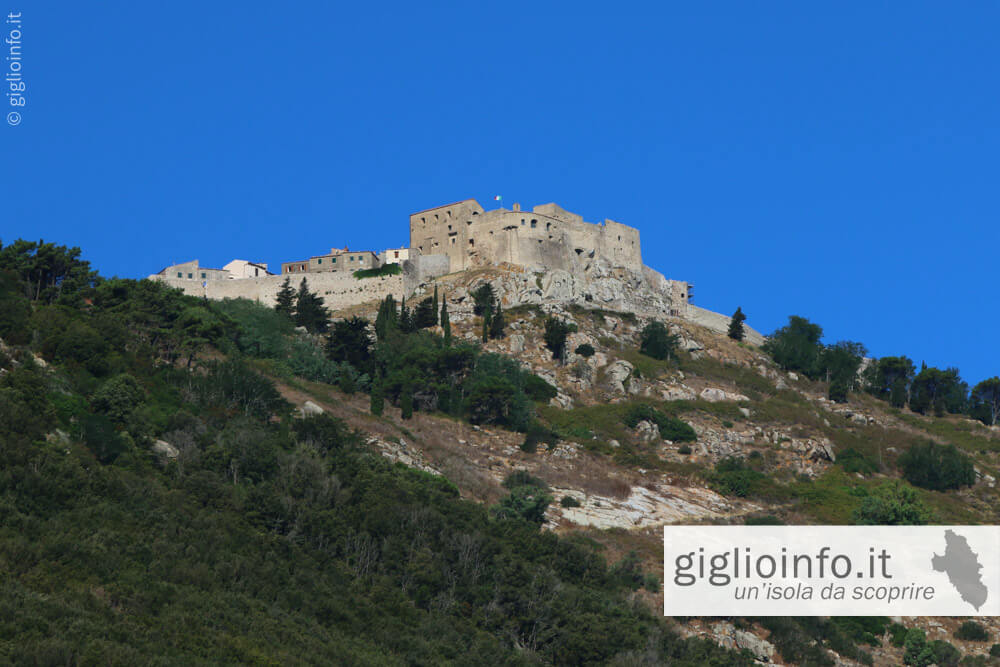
[224,259,272,279]
[152,260,230,282]
[379,246,412,265]
[281,247,380,275]
[409,199,642,274]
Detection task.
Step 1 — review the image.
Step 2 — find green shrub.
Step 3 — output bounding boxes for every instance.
[837,447,878,475]
[889,623,909,647]
[82,413,129,464]
[898,440,975,491]
[677,444,692,455]
[639,321,678,361]
[560,495,581,508]
[708,457,770,498]
[91,374,145,424]
[574,343,595,358]
[523,374,557,402]
[352,263,401,279]
[955,621,990,642]
[745,514,784,525]
[491,471,551,523]
[622,404,696,442]
[852,481,933,525]
[991,644,1000,657]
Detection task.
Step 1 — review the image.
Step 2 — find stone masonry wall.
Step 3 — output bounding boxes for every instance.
[151,271,405,310]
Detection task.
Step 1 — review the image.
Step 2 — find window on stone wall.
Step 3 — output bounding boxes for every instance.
[531,220,537,228]
[187,273,193,279]
[469,239,475,246]
[318,258,323,264]
[450,238,455,244]
[177,272,182,278]
[521,219,525,225]
[546,222,551,231]
[201,273,206,279]
[448,225,452,231]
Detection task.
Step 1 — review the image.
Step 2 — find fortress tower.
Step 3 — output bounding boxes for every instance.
[408,199,642,274]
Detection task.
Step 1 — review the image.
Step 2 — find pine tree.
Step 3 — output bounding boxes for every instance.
[728,307,746,341]
[489,301,505,339]
[294,278,330,333]
[275,277,296,318]
[441,300,451,345]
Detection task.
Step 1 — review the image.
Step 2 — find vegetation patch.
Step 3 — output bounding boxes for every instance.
[352,263,402,279]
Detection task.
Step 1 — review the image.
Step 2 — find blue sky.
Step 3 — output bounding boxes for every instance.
[2,2,997,384]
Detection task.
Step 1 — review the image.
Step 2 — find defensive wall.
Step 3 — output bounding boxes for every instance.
[409,200,642,274]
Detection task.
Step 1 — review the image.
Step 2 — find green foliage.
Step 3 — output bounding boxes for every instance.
[0,238,99,304]
[215,297,295,357]
[352,263,402,279]
[837,447,879,475]
[374,294,399,340]
[293,278,330,334]
[991,644,1000,657]
[488,300,505,339]
[522,422,558,453]
[852,481,933,525]
[639,320,679,361]
[400,383,414,419]
[677,444,692,455]
[728,306,746,341]
[971,376,1000,426]
[910,364,969,416]
[413,296,437,329]
[864,356,915,408]
[91,373,145,424]
[560,495,581,508]
[898,440,975,491]
[708,457,774,498]
[82,413,130,463]
[325,315,373,374]
[491,471,551,523]
[440,299,451,345]
[471,282,496,316]
[955,621,990,642]
[0,270,32,344]
[764,315,824,375]
[369,377,384,416]
[622,404,696,442]
[889,623,909,647]
[575,343,595,358]
[188,359,288,420]
[524,374,557,402]
[274,276,296,318]
[543,317,572,362]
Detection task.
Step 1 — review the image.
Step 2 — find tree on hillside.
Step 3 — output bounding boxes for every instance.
[819,341,867,403]
[399,296,414,333]
[413,297,437,329]
[489,301,506,340]
[639,321,679,361]
[763,315,824,377]
[727,307,746,341]
[909,364,967,416]
[898,440,975,491]
[432,285,439,322]
[275,277,296,318]
[971,377,1000,426]
[471,283,495,316]
[441,299,451,345]
[543,317,572,363]
[375,295,399,340]
[325,316,373,375]
[852,481,932,525]
[864,356,916,408]
[0,239,99,304]
[294,279,330,334]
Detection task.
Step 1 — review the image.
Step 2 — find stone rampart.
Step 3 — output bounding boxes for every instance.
[685,304,765,346]
[151,271,405,310]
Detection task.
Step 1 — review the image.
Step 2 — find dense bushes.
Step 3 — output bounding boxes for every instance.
[622,404,696,442]
[639,320,678,361]
[897,441,975,491]
[851,481,933,525]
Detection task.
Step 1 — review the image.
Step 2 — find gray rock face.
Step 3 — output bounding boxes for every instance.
[152,440,179,459]
[300,400,325,417]
[634,420,660,443]
[604,360,634,396]
[508,334,525,354]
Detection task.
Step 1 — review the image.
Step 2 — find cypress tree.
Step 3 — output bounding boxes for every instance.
[400,384,414,419]
[294,278,330,333]
[375,295,398,340]
[489,300,505,339]
[481,304,491,343]
[370,376,384,416]
[441,299,451,345]
[399,295,413,333]
[728,307,747,342]
[432,285,439,325]
[275,277,296,318]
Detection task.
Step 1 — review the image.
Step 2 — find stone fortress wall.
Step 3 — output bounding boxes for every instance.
[409,200,642,275]
[146,198,757,339]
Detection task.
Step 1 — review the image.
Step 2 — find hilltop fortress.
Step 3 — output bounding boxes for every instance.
[148,199,748,339]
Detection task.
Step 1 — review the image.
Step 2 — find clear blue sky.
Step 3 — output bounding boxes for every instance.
[2,2,996,384]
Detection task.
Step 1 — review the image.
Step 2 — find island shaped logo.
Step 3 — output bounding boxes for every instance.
[663,526,1000,616]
